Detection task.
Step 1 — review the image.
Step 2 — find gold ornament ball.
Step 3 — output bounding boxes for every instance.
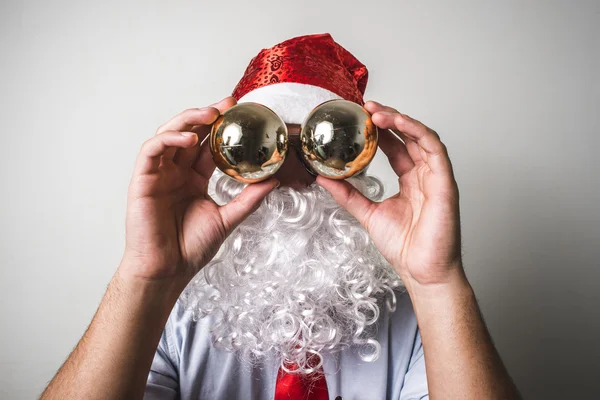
[300,99,378,179]
[210,103,288,183]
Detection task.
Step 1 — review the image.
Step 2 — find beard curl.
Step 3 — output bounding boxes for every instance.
[181,171,403,374]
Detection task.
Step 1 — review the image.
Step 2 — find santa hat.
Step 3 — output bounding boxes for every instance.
[232,33,369,124]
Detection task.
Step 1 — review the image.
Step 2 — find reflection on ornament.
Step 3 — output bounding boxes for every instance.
[300,100,378,179]
[210,103,288,183]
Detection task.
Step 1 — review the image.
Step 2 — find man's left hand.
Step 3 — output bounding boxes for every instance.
[318,101,463,290]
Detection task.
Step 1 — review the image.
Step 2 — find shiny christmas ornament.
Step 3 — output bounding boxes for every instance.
[210,103,288,183]
[300,99,378,179]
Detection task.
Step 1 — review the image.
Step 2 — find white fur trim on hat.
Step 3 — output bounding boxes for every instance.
[237,82,343,125]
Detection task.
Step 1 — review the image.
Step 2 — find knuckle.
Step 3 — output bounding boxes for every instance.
[453,184,460,200]
[155,124,166,136]
[183,107,202,115]
[439,142,448,155]
[140,138,154,153]
[179,109,196,124]
[397,112,412,123]
[141,133,169,155]
[218,96,237,107]
[392,113,407,128]
[392,111,405,119]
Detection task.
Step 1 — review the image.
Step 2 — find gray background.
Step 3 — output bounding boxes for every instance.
[1,0,598,398]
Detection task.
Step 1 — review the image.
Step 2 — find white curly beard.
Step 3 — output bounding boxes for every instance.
[181,171,403,374]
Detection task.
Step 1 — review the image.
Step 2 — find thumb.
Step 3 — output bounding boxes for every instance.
[316,176,375,226]
[218,178,279,233]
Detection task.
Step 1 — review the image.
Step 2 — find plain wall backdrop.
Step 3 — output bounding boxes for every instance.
[1,0,598,398]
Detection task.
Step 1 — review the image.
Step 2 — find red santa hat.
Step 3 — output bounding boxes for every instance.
[232,33,369,124]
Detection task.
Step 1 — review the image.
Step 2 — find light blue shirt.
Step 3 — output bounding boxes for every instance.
[145,291,428,400]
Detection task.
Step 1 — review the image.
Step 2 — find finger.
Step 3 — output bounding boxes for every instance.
[316,176,375,227]
[160,147,178,167]
[135,131,198,175]
[211,96,237,114]
[218,178,279,233]
[172,97,237,167]
[364,100,398,115]
[173,124,212,167]
[156,107,220,135]
[365,101,424,164]
[193,140,216,180]
[370,111,452,175]
[366,101,445,158]
[377,128,415,177]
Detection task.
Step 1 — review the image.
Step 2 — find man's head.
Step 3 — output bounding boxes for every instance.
[182,34,402,373]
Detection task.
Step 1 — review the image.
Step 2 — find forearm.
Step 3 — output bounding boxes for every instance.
[407,268,520,399]
[41,262,182,400]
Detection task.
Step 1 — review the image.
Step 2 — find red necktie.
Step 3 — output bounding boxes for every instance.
[274,362,329,400]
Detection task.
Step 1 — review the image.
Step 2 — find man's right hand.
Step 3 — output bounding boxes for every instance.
[121,96,279,288]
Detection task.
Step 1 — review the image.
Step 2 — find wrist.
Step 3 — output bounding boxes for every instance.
[403,264,473,307]
[404,268,479,342]
[114,258,186,315]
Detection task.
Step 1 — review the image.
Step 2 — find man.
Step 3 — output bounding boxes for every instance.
[42,34,520,399]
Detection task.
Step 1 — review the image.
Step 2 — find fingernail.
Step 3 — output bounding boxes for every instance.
[181,132,196,137]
